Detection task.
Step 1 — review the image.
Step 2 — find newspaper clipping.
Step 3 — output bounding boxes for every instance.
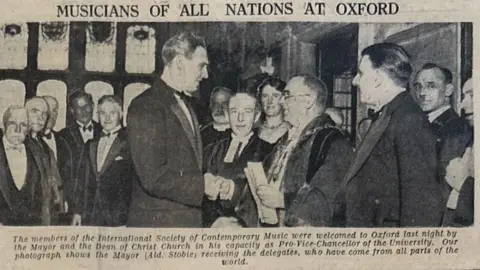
[0,0,478,269]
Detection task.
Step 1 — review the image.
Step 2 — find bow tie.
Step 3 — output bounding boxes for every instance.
[81,125,93,132]
[367,108,382,122]
[101,130,119,138]
[42,132,53,140]
[175,91,194,104]
[5,145,23,152]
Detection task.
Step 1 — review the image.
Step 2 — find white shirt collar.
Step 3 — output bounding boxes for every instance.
[76,121,93,129]
[231,131,254,143]
[428,105,451,123]
[213,122,230,132]
[102,125,122,136]
[3,136,25,151]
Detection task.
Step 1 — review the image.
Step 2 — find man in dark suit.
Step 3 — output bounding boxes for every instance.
[413,63,472,177]
[58,91,101,206]
[203,93,274,228]
[72,96,134,227]
[341,43,444,227]
[127,32,219,228]
[41,96,73,214]
[24,97,63,225]
[0,106,42,226]
[200,86,233,148]
[443,78,474,226]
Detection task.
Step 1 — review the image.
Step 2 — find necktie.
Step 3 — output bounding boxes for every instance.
[176,91,193,104]
[233,142,244,161]
[368,108,382,122]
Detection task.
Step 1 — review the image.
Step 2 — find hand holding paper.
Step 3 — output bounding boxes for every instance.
[257,184,284,209]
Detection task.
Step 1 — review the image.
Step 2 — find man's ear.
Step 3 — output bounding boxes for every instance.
[173,55,184,70]
[374,69,384,88]
[445,83,454,97]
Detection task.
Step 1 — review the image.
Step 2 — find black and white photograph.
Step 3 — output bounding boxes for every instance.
[0,21,473,229]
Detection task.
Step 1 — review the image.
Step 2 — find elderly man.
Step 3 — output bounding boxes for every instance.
[41,96,73,212]
[0,106,42,225]
[257,75,353,227]
[72,96,134,227]
[24,97,63,225]
[443,78,474,226]
[127,32,218,227]
[203,92,273,228]
[200,86,233,147]
[341,43,444,227]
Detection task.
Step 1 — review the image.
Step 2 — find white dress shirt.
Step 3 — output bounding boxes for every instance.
[223,132,254,163]
[3,137,27,190]
[428,105,450,123]
[173,92,195,133]
[42,129,57,160]
[77,121,94,143]
[97,126,121,172]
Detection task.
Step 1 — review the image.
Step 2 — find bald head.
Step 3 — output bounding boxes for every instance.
[25,97,49,133]
[42,95,59,130]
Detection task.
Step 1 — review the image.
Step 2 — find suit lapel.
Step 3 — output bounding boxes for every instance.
[89,140,99,176]
[99,134,127,176]
[69,125,84,150]
[170,103,199,161]
[0,141,12,209]
[344,111,391,183]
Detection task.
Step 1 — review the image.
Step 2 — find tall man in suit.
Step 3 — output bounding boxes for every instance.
[127,32,219,227]
[41,96,73,213]
[342,43,444,227]
[413,63,472,178]
[72,96,134,227]
[24,97,63,225]
[0,106,42,226]
[58,91,101,206]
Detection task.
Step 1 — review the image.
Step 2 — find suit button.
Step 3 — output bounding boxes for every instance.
[180,170,183,176]
[374,199,380,205]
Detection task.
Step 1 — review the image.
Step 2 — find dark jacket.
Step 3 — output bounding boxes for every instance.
[72,128,134,226]
[202,134,273,227]
[58,121,101,205]
[127,79,204,228]
[341,92,444,227]
[0,139,42,226]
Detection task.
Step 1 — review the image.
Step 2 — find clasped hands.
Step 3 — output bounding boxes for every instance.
[204,173,234,201]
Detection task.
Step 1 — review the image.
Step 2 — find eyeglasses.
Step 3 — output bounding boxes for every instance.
[283,93,311,100]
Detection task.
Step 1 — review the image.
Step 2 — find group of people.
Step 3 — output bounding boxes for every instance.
[0,32,473,228]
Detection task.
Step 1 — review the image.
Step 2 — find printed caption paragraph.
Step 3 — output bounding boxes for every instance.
[11,229,461,266]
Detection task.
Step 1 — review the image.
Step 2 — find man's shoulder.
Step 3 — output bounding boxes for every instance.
[438,109,472,136]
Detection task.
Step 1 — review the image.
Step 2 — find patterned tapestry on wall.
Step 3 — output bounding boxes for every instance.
[38,22,69,70]
[0,80,26,122]
[0,23,28,70]
[125,25,155,74]
[123,82,151,126]
[84,81,115,122]
[36,80,67,131]
[85,22,117,72]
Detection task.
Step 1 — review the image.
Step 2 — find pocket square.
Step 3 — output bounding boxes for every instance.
[114,156,124,161]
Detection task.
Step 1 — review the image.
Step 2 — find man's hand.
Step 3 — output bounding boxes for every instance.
[218,178,234,200]
[445,147,474,191]
[257,185,284,209]
[204,173,221,200]
[71,214,82,226]
[210,217,242,228]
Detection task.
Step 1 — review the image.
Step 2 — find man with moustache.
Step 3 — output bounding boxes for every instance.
[25,97,63,225]
[41,96,73,214]
[203,93,273,228]
[0,106,42,226]
[72,96,134,227]
[413,63,472,182]
[341,43,444,227]
[127,32,219,227]
[443,78,474,226]
[257,75,353,227]
[200,86,233,147]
